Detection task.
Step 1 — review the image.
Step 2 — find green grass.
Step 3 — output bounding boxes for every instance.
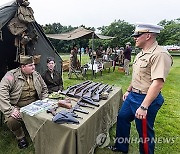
[0,54,180,154]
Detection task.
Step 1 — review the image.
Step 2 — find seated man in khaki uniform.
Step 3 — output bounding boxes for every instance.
[0,55,48,149]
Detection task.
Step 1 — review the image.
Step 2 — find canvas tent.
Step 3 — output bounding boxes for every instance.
[46,27,115,41]
[0,0,62,80]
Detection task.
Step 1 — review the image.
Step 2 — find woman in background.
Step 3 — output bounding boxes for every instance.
[42,57,63,93]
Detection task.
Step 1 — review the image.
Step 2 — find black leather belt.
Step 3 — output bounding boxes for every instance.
[131,87,147,94]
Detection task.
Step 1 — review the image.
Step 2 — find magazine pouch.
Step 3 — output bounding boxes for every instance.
[8,17,27,35]
[18,6,35,23]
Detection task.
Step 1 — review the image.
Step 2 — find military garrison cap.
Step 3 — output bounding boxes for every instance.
[20,55,34,65]
[132,23,164,37]
[47,57,55,63]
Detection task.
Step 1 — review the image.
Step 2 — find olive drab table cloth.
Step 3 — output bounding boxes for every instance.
[21,87,123,154]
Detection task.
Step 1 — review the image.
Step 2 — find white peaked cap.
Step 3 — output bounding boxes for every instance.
[134,23,164,34]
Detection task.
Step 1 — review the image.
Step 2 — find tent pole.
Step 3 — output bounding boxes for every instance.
[79,45,81,67]
[91,33,95,79]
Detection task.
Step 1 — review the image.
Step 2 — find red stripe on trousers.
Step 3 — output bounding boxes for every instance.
[142,119,148,154]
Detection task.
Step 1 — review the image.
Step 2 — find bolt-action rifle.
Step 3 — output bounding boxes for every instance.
[80,96,100,107]
[60,80,90,95]
[67,80,92,97]
[83,82,102,98]
[75,82,98,97]
[77,101,95,109]
[69,104,89,114]
[92,84,109,102]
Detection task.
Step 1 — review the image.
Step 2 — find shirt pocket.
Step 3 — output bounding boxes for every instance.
[139,59,149,76]
[140,59,148,68]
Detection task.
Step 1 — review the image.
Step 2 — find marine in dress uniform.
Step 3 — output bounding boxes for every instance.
[110,23,173,154]
[0,55,48,149]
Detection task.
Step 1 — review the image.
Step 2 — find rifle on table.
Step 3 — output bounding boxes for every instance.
[77,101,95,109]
[60,80,90,95]
[103,85,113,93]
[92,84,109,102]
[69,104,89,114]
[67,80,92,97]
[83,82,102,98]
[100,85,113,100]
[75,82,98,97]
[80,96,100,107]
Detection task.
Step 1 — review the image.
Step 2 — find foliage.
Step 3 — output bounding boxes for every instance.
[97,20,135,48]
[158,19,180,45]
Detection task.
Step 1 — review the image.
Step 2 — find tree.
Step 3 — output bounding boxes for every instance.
[158,19,180,45]
[97,20,134,48]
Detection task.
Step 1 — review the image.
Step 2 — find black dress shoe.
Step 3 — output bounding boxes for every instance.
[108,145,128,153]
[18,137,29,149]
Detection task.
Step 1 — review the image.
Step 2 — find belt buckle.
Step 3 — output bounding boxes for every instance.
[138,89,142,94]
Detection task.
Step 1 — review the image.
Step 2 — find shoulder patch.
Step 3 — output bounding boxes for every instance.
[5,75,14,81]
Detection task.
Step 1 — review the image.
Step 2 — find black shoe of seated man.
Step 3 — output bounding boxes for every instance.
[108,145,128,153]
[18,137,29,149]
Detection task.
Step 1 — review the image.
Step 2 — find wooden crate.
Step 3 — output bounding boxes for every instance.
[63,60,69,71]
[118,67,124,72]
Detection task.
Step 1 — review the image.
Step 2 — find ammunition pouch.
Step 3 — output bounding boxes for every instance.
[18,6,35,23]
[8,17,27,35]
[16,0,30,6]
[33,55,41,64]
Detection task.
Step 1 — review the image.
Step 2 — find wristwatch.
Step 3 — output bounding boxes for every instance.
[140,105,148,111]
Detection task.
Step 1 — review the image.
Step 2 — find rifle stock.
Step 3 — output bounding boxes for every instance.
[75,82,98,97]
[83,82,102,98]
[92,84,108,102]
[60,81,90,95]
[67,81,92,97]
[81,96,100,107]
[69,104,89,114]
[77,101,95,109]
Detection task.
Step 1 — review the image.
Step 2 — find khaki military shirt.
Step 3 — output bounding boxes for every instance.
[132,41,173,93]
[0,68,48,117]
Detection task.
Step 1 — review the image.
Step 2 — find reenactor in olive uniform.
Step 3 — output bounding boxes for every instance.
[0,55,48,149]
[68,46,79,78]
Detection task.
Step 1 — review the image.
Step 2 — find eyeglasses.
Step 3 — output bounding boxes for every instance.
[133,33,144,38]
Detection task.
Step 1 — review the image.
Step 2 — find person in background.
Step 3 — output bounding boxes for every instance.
[103,51,110,61]
[81,47,85,54]
[123,42,132,75]
[42,57,63,94]
[0,55,48,149]
[109,23,173,154]
[68,45,80,78]
[119,47,124,66]
[96,45,103,59]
